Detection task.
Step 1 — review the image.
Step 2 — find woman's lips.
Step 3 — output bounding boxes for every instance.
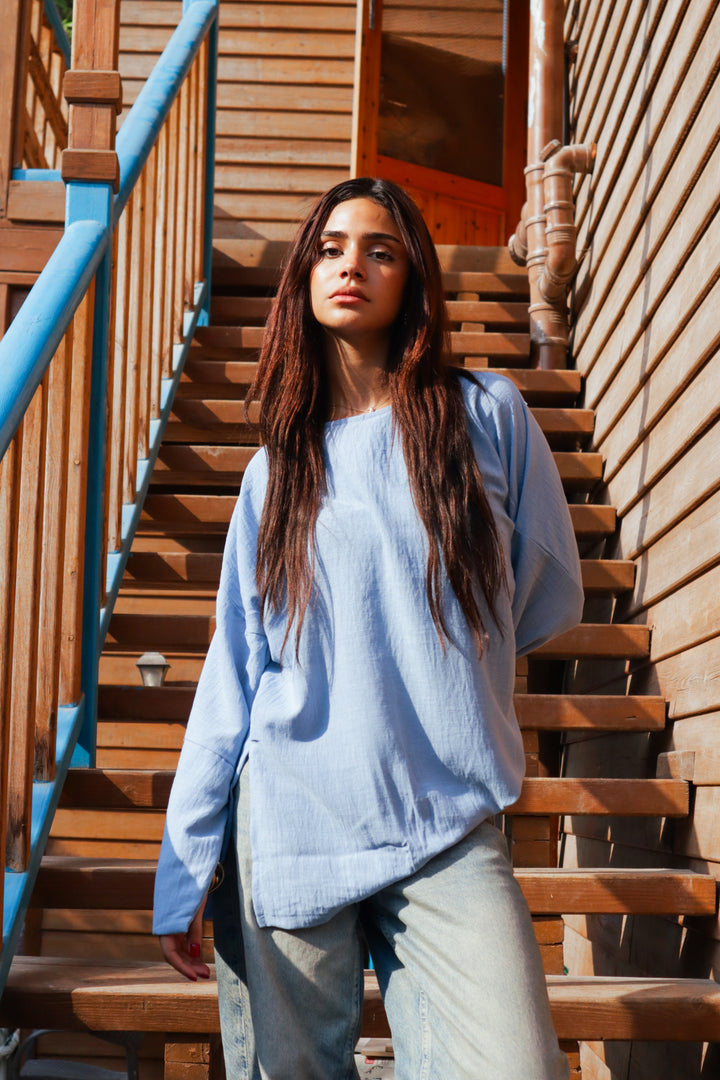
[330,288,368,301]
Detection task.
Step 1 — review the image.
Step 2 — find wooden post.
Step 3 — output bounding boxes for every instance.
[0,0,32,217]
[61,0,122,189]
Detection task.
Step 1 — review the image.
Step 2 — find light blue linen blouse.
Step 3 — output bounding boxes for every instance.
[153,372,584,933]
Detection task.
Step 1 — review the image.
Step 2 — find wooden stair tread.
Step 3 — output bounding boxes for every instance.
[166,399,586,434]
[509,777,689,816]
[105,612,650,660]
[147,444,601,490]
[533,622,650,660]
[33,858,715,916]
[581,558,634,593]
[194,325,532,359]
[4,959,720,1042]
[181,356,581,403]
[514,694,666,730]
[136,495,614,537]
[124,551,223,583]
[57,769,687,817]
[122,553,629,593]
[211,240,523,275]
[208,297,531,329]
[93,685,664,732]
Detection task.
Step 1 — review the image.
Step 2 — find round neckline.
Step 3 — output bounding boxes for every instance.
[325,403,392,426]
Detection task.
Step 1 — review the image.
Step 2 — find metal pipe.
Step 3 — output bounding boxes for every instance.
[538,142,595,303]
[511,0,593,369]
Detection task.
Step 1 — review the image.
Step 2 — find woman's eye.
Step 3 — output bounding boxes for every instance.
[321,245,342,258]
[369,249,393,261]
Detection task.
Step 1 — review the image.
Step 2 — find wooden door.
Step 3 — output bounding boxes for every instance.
[352,0,528,245]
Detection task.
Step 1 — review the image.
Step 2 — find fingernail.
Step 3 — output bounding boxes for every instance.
[189,942,201,958]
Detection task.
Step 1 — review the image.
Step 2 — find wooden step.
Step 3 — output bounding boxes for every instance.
[32,859,715,917]
[124,554,631,595]
[569,503,616,540]
[581,558,635,594]
[94,687,666,734]
[195,325,531,362]
[514,694,666,731]
[98,685,194,721]
[509,778,688,816]
[529,407,594,444]
[208,297,532,330]
[136,494,615,539]
[4,959,720,1042]
[181,355,581,405]
[147,444,600,491]
[105,614,649,660]
[57,770,687,819]
[211,263,529,297]
[124,551,223,585]
[555,451,603,490]
[533,623,650,660]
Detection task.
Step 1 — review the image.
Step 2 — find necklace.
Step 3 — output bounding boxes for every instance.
[330,394,391,419]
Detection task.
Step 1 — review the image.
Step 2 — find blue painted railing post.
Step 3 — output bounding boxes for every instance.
[194,0,218,326]
[67,183,113,768]
[62,0,123,766]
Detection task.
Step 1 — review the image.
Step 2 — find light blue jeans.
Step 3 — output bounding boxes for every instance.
[213,769,569,1080]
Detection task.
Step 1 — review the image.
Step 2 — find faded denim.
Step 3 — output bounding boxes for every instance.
[213,769,569,1080]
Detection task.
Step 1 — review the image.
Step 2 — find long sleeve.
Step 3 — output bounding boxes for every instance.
[502,381,585,657]
[153,470,270,935]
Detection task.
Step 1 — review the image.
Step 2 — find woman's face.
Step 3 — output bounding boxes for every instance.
[309,198,410,345]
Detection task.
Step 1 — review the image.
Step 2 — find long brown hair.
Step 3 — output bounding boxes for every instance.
[247,178,505,656]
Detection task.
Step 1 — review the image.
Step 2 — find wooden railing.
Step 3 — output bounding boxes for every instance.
[0,0,218,992]
[24,0,70,168]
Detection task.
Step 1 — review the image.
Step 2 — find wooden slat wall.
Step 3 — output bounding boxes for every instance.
[119,0,355,241]
[561,2,720,1078]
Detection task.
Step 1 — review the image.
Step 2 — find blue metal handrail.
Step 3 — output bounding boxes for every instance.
[43,0,71,67]
[0,0,219,992]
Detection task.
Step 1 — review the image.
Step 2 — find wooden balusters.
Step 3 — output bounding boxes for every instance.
[34,327,73,779]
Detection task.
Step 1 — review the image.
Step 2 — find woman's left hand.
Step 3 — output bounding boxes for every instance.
[159,899,211,981]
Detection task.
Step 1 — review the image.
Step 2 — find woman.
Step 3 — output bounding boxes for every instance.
[154,178,582,1079]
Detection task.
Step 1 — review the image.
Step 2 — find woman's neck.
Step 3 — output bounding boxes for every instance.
[324,334,391,419]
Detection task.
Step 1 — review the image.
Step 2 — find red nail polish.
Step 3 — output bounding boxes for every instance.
[189,942,201,958]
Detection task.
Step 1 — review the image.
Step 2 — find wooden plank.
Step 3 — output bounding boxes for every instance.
[216,136,350,167]
[217,111,351,141]
[122,27,356,56]
[581,559,634,595]
[59,768,173,808]
[215,82,352,112]
[98,683,194,720]
[7,380,46,869]
[509,778,688,817]
[34,327,72,779]
[635,563,720,663]
[603,344,720,517]
[32,859,714,915]
[6,179,65,222]
[0,0,31,216]
[513,694,666,732]
[5,959,720,1042]
[574,2,720,354]
[214,163,348,193]
[58,286,93,704]
[533,624,649,661]
[0,223,63,271]
[617,484,720,599]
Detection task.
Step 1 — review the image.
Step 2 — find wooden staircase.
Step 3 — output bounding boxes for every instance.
[3,244,719,1079]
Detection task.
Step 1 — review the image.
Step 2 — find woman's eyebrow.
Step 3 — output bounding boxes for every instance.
[320,229,403,244]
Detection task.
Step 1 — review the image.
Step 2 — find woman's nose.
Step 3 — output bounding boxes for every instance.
[340,249,365,278]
